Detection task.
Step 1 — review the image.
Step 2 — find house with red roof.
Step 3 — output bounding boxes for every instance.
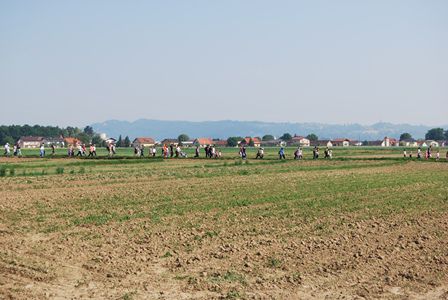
[290,135,310,147]
[64,137,81,146]
[240,137,261,147]
[194,138,213,147]
[381,137,399,147]
[132,137,156,148]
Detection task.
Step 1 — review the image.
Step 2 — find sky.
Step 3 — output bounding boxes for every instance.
[1,1,447,127]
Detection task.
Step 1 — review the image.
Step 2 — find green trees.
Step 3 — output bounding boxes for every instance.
[399,133,412,141]
[227,137,241,147]
[262,134,274,141]
[280,133,292,141]
[306,133,318,141]
[124,136,131,147]
[425,128,445,140]
[0,124,102,145]
[178,134,190,142]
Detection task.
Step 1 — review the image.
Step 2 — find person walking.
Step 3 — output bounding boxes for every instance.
[294,147,303,160]
[241,146,247,159]
[88,144,94,157]
[76,144,83,157]
[194,145,200,158]
[278,147,285,159]
[16,144,22,157]
[39,143,45,158]
[4,143,10,157]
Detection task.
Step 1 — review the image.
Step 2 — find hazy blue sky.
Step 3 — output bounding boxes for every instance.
[1,1,447,127]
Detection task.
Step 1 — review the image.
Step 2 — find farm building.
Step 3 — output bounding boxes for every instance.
[240,137,261,147]
[179,140,194,147]
[290,136,310,147]
[64,137,81,146]
[132,137,156,148]
[311,140,333,147]
[17,136,44,148]
[400,138,419,147]
[213,140,228,147]
[332,138,351,147]
[365,140,383,146]
[381,137,399,147]
[44,136,65,147]
[425,140,439,147]
[194,138,213,147]
[261,139,286,147]
[161,139,179,146]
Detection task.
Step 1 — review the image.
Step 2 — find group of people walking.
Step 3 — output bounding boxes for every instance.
[404,146,445,161]
[274,146,332,160]
[2,143,22,158]
[3,142,448,161]
[66,144,98,157]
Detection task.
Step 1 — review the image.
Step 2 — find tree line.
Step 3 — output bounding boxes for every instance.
[0,125,104,146]
[400,128,448,141]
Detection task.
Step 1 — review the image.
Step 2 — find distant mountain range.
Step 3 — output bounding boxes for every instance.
[91,119,447,141]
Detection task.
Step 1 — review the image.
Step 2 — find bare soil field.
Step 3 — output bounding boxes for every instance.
[1,156,447,299]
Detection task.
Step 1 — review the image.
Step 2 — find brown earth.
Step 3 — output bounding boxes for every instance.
[0,159,447,299]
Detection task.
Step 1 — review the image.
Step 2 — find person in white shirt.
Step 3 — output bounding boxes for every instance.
[4,143,10,157]
[40,144,45,158]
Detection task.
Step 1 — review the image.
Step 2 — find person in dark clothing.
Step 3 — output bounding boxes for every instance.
[313,146,319,159]
[278,147,285,159]
[170,145,174,158]
[241,146,247,159]
[194,146,200,158]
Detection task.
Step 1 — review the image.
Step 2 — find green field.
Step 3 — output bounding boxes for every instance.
[0,148,447,299]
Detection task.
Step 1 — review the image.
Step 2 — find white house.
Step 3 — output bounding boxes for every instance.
[17,136,44,148]
[381,137,399,147]
[132,137,156,148]
[290,136,310,147]
[426,140,439,147]
[332,138,351,147]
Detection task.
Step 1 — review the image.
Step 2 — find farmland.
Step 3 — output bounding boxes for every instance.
[0,148,447,299]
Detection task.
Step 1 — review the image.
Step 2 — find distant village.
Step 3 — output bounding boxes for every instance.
[15,134,446,149]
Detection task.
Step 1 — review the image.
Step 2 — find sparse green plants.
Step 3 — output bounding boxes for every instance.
[267,257,282,268]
